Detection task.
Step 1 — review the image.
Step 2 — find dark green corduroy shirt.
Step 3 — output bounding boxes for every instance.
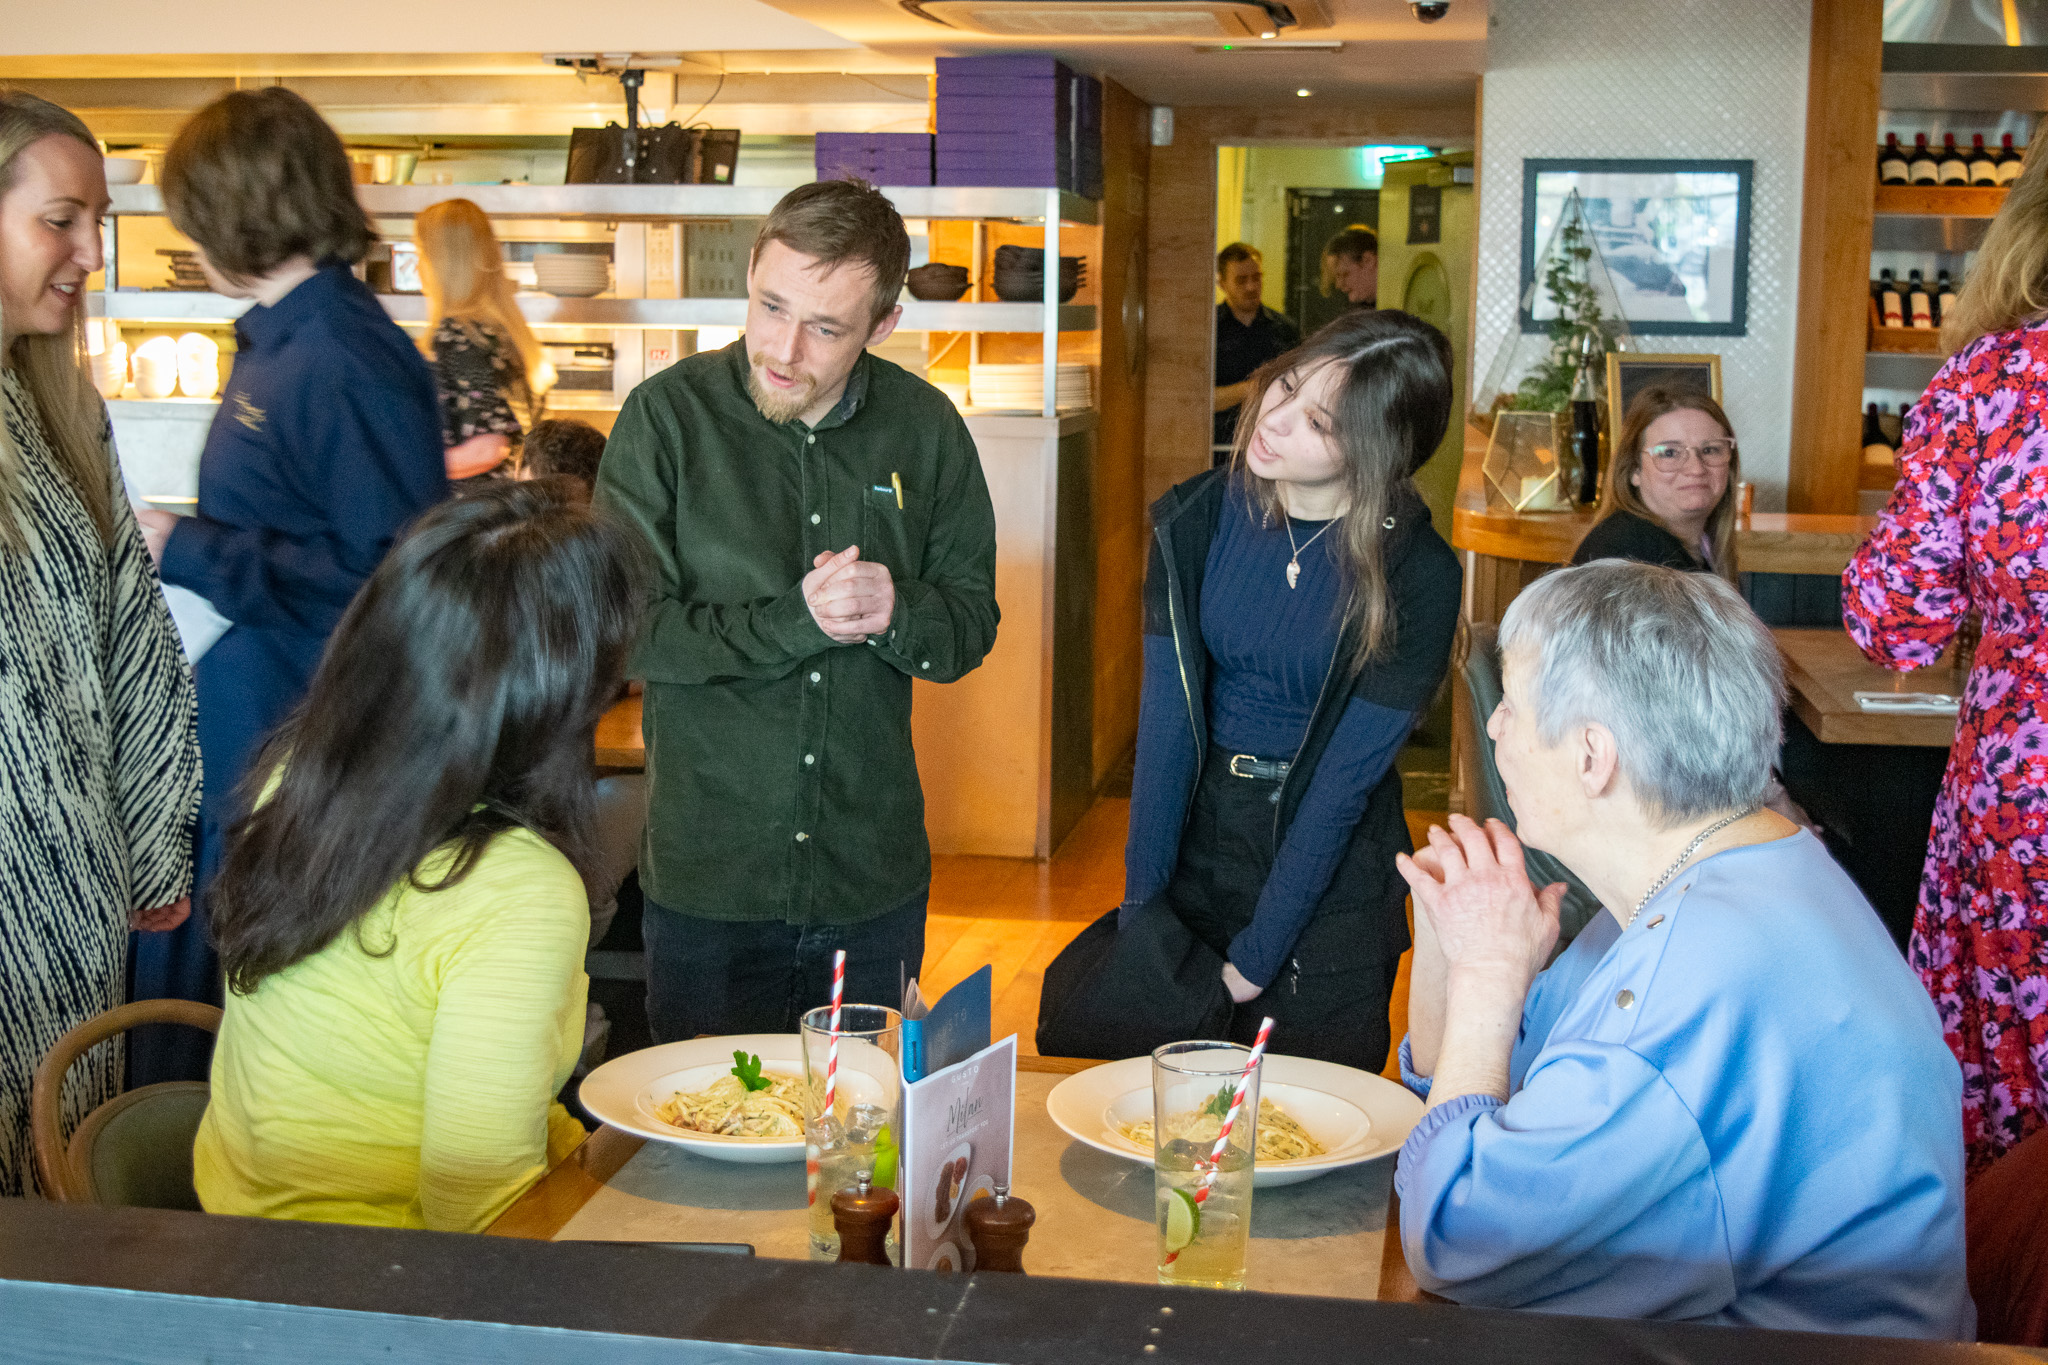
[596,342,999,924]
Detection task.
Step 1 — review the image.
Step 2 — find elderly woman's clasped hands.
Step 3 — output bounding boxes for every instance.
[1397,816,1564,1106]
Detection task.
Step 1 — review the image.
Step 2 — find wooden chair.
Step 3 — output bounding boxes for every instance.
[29,999,221,1207]
[1968,1125,2048,1345]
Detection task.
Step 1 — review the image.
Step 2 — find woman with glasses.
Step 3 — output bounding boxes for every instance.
[1571,387,1740,581]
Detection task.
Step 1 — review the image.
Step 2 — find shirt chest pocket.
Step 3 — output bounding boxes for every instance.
[860,479,929,581]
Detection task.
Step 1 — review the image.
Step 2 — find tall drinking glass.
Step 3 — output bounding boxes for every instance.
[800,1003,902,1261]
[1152,1040,1260,1290]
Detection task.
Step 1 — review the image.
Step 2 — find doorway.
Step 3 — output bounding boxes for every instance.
[1285,187,1379,336]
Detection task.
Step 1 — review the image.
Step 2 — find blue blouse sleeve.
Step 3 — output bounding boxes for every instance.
[1122,632,1198,917]
[1224,695,1414,986]
[1394,1039,1730,1318]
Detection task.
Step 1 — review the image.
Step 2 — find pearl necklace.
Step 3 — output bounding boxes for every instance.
[1622,806,1758,931]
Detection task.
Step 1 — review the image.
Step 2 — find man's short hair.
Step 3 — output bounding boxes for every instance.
[1323,225,1378,263]
[521,419,608,494]
[162,87,373,282]
[1217,242,1262,275]
[751,179,910,330]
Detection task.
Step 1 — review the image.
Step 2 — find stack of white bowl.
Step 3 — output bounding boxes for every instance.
[131,336,178,399]
[967,363,1092,412]
[177,333,221,400]
[533,254,611,298]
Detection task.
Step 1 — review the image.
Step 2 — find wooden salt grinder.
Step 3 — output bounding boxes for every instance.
[832,1171,899,1266]
[962,1183,1034,1273]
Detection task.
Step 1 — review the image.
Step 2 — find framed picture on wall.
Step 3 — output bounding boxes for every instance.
[1520,159,1753,336]
[1605,352,1723,425]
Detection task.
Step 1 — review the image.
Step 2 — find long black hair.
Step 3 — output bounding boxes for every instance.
[211,478,648,993]
[1229,308,1453,673]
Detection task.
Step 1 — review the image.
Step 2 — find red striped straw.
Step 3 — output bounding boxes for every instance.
[1164,1019,1274,1265]
[822,949,847,1117]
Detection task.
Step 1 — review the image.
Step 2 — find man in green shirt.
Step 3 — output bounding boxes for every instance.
[596,179,999,1040]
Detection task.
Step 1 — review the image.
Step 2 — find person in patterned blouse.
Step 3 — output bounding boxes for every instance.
[0,93,202,1194]
[1845,133,2048,1176]
[414,199,554,483]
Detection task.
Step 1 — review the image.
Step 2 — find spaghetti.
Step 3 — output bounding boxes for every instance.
[654,1071,808,1138]
[1118,1096,1327,1164]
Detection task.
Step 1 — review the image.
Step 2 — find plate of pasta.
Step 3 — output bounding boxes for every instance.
[1044,1052,1424,1188]
[578,1034,813,1163]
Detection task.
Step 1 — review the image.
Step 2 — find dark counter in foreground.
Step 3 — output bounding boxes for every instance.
[0,1199,2036,1364]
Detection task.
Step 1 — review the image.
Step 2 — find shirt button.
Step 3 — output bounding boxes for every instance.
[810,513,821,525]
[804,753,815,765]
[920,661,931,670]
[1615,989,1636,1010]
[795,831,808,842]
[807,434,816,445]
[810,671,821,683]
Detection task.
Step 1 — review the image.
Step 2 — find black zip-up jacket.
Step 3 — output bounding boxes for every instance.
[1126,467,1463,976]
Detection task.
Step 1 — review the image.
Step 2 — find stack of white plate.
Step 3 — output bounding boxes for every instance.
[967,363,1092,412]
[533,254,611,298]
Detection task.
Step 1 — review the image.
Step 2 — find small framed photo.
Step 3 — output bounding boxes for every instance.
[1605,352,1724,426]
[1521,159,1753,336]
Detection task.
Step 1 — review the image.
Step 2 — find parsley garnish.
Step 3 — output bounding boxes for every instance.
[730,1050,774,1093]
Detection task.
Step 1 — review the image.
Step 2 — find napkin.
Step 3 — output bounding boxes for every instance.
[1854,691,1959,715]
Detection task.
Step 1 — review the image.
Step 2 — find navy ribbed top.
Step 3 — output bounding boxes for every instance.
[1202,502,1345,755]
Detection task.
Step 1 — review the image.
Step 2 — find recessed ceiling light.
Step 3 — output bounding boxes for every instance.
[1296,87,1312,97]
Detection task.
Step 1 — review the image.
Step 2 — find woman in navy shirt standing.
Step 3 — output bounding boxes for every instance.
[132,89,446,1081]
[1099,309,1461,1070]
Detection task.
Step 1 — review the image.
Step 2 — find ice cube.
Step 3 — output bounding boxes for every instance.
[847,1103,888,1144]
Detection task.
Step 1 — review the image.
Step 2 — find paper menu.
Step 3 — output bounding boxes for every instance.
[901,965,991,1082]
[898,1035,1016,1273]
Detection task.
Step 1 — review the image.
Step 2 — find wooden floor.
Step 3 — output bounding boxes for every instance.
[923,797,1432,1080]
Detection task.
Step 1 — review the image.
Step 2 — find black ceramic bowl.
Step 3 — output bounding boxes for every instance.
[906,262,971,301]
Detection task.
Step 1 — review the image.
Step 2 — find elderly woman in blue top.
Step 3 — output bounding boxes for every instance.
[129,89,447,1083]
[1392,561,1970,1339]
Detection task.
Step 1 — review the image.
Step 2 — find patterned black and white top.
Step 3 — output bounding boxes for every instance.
[0,368,202,1196]
[427,317,534,448]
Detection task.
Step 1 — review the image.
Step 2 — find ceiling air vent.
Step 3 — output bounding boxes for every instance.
[903,0,1330,39]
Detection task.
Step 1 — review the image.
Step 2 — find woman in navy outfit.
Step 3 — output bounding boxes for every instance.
[1100,310,1461,1070]
[132,89,447,1081]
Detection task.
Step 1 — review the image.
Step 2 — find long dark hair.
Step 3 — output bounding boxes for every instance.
[1229,308,1452,674]
[210,478,648,993]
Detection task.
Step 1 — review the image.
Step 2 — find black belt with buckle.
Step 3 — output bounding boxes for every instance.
[1226,752,1291,782]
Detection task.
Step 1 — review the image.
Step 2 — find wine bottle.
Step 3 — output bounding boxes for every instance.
[1863,403,1897,467]
[1971,133,2000,186]
[1880,133,1910,186]
[1910,133,1940,186]
[1878,268,1905,328]
[1998,132,2026,186]
[1937,268,1957,324]
[1908,269,1935,329]
[1570,357,1601,505]
[1939,133,1969,185]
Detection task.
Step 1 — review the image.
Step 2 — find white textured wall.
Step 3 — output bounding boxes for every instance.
[1476,0,1812,506]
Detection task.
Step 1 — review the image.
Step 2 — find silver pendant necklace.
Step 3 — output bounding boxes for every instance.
[1623,805,1758,930]
[1283,516,1337,590]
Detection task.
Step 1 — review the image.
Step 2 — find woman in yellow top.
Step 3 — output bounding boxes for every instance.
[193,477,646,1233]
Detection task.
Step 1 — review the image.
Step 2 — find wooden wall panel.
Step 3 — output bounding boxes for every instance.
[1091,77,1150,791]
[1787,0,1883,514]
[1141,98,1478,507]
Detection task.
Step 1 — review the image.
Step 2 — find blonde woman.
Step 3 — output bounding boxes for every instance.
[0,92,201,1193]
[1845,126,2048,1176]
[1571,386,1741,583]
[414,199,553,481]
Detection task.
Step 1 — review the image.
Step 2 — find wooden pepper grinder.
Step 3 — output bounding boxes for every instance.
[831,1171,899,1266]
[962,1183,1034,1273]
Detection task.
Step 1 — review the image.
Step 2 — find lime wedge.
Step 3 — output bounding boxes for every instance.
[871,1124,898,1190]
[1161,1187,1200,1254]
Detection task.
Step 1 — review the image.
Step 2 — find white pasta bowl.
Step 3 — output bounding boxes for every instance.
[579,1033,812,1164]
[1044,1052,1423,1188]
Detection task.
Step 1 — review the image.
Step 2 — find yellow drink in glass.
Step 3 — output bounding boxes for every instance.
[1150,1040,1261,1290]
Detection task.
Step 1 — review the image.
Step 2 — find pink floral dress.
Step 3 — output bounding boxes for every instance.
[1844,319,2048,1176]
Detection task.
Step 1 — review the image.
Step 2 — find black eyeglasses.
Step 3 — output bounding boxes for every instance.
[1644,439,1737,469]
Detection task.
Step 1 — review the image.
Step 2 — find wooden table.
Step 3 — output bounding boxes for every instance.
[594,693,644,768]
[491,1056,1399,1301]
[1775,628,1959,748]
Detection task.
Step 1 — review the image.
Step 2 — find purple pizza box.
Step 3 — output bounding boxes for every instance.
[935,54,1072,80]
[935,76,1067,103]
[939,132,1065,156]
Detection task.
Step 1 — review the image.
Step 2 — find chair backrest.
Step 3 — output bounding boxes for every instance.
[1455,622,1604,947]
[29,999,221,1206]
[1969,1125,2048,1345]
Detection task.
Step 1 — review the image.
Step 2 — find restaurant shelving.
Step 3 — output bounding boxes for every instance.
[1871,184,2008,217]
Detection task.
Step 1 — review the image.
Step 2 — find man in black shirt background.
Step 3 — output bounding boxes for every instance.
[1212,242,1301,463]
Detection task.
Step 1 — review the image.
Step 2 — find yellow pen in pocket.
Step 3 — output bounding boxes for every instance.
[890,471,904,509]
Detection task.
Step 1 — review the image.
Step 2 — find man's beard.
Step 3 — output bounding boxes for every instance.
[745,355,817,424]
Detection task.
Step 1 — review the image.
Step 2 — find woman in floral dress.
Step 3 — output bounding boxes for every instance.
[1844,144,2048,1174]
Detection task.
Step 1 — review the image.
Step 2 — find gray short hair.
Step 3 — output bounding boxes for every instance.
[1497,560,1785,827]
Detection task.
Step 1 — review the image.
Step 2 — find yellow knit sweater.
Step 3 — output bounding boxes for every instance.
[194,828,590,1232]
